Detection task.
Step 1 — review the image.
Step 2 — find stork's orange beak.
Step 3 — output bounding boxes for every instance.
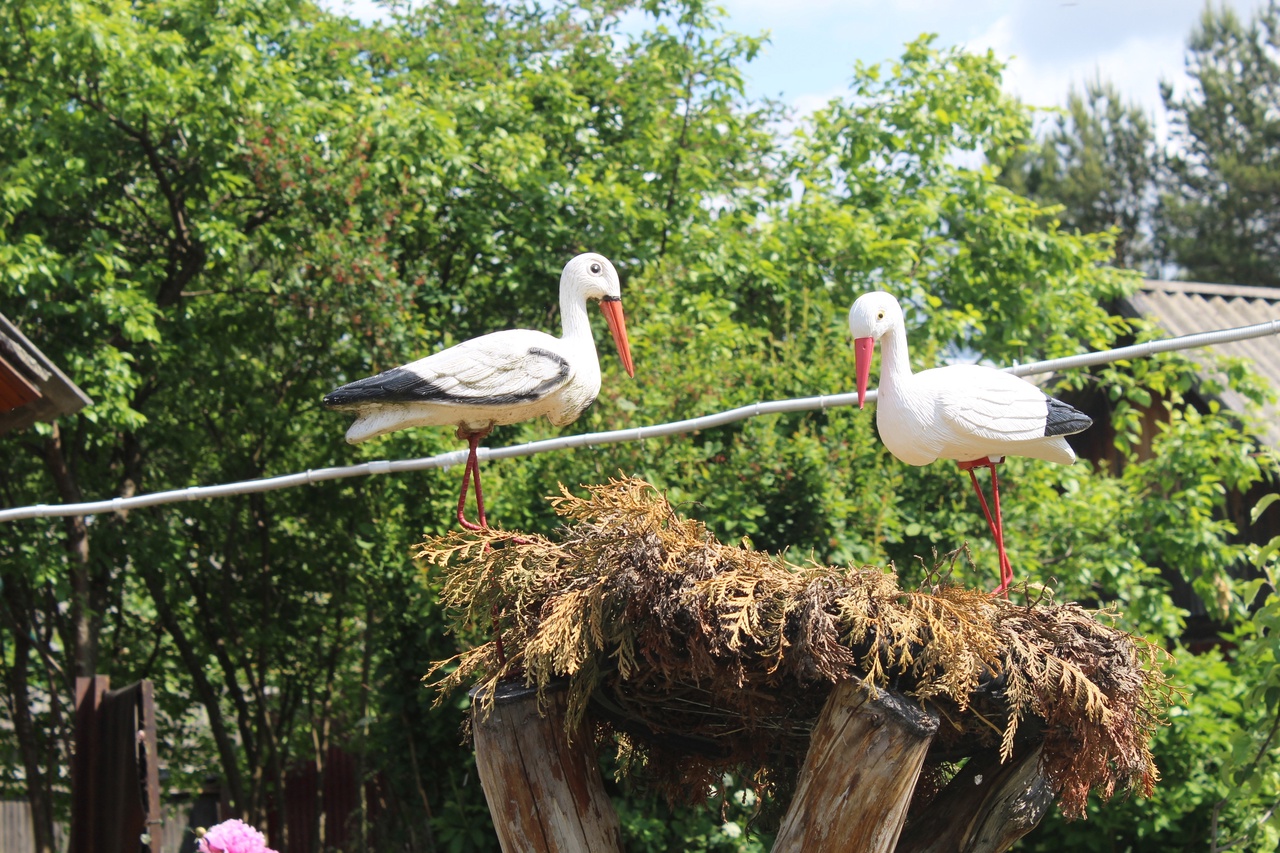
[854,336,874,408]
[600,298,635,378]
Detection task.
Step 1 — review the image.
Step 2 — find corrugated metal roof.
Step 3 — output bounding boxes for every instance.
[1127,280,1280,447]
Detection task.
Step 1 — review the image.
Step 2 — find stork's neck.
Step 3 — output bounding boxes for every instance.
[878,321,913,393]
[560,289,596,348]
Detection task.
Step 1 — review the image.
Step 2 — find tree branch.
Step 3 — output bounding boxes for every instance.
[1210,701,1280,851]
[138,561,249,812]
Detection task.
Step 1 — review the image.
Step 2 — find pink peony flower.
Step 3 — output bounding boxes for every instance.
[197,819,278,853]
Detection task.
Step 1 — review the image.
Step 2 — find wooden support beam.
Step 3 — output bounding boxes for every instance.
[69,678,165,853]
[895,745,1056,853]
[139,681,163,852]
[773,680,939,853]
[70,675,108,853]
[472,682,623,853]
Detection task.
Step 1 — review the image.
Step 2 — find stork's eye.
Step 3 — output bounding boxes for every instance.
[589,262,602,275]
[876,311,885,320]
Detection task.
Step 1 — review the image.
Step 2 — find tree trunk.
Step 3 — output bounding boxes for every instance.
[2,620,56,853]
[773,680,938,853]
[895,745,1055,853]
[139,563,248,812]
[42,423,96,678]
[471,681,623,853]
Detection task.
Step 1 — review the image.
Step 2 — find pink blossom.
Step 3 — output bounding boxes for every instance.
[197,819,278,853]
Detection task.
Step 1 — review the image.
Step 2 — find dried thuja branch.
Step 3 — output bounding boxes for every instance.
[418,476,1172,817]
[417,526,574,707]
[896,586,1004,708]
[993,603,1171,817]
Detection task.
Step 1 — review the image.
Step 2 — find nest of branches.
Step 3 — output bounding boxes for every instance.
[420,477,1170,820]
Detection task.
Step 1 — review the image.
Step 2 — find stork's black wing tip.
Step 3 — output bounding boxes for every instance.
[324,366,448,408]
[1045,397,1092,437]
[322,381,376,410]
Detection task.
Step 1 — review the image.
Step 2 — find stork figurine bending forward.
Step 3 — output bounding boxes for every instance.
[848,292,1091,595]
[324,253,635,530]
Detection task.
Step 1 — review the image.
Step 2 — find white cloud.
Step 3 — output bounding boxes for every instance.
[730,0,1268,139]
[320,0,390,24]
[788,89,846,117]
[723,0,852,14]
[963,0,1266,141]
[968,17,1184,113]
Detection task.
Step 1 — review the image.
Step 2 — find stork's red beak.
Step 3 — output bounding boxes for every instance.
[600,298,635,378]
[854,336,874,408]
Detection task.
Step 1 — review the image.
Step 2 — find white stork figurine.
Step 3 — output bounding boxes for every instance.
[324,252,635,530]
[848,291,1092,595]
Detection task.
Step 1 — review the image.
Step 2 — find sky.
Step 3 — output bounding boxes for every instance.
[716,0,1267,125]
[327,0,1268,129]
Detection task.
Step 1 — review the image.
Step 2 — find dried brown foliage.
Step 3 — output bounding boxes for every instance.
[418,477,1170,820]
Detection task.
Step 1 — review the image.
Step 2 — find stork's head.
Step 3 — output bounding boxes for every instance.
[563,252,634,378]
[563,252,622,301]
[848,291,904,408]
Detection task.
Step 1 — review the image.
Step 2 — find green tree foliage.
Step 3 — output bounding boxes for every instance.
[0,1,1274,851]
[1000,77,1158,272]
[1020,495,1280,853]
[0,0,773,847]
[0,0,448,844]
[1161,1,1280,286]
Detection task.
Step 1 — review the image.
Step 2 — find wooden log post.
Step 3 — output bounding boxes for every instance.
[471,681,623,853]
[773,680,939,853]
[895,745,1055,853]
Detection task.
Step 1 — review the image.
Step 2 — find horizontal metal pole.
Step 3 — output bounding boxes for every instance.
[2,318,1277,522]
[1005,318,1280,377]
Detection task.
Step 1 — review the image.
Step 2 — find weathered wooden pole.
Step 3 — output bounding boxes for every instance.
[471,681,623,853]
[773,679,939,853]
[895,745,1055,853]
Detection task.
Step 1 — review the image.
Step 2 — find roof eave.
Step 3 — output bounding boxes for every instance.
[0,314,93,435]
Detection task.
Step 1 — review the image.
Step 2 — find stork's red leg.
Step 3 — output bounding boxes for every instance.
[986,460,1013,596]
[960,458,1013,597]
[962,463,1002,551]
[456,427,491,531]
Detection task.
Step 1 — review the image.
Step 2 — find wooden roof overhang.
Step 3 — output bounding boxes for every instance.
[0,313,93,435]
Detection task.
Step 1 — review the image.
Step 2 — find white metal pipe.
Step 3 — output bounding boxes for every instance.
[1004,318,1280,377]
[3,318,1277,522]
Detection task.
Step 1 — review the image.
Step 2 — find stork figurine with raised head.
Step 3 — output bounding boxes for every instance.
[324,252,635,530]
[848,291,1091,595]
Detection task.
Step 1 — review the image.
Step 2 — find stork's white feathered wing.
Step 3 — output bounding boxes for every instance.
[910,364,1085,465]
[373,331,572,405]
[324,328,596,443]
